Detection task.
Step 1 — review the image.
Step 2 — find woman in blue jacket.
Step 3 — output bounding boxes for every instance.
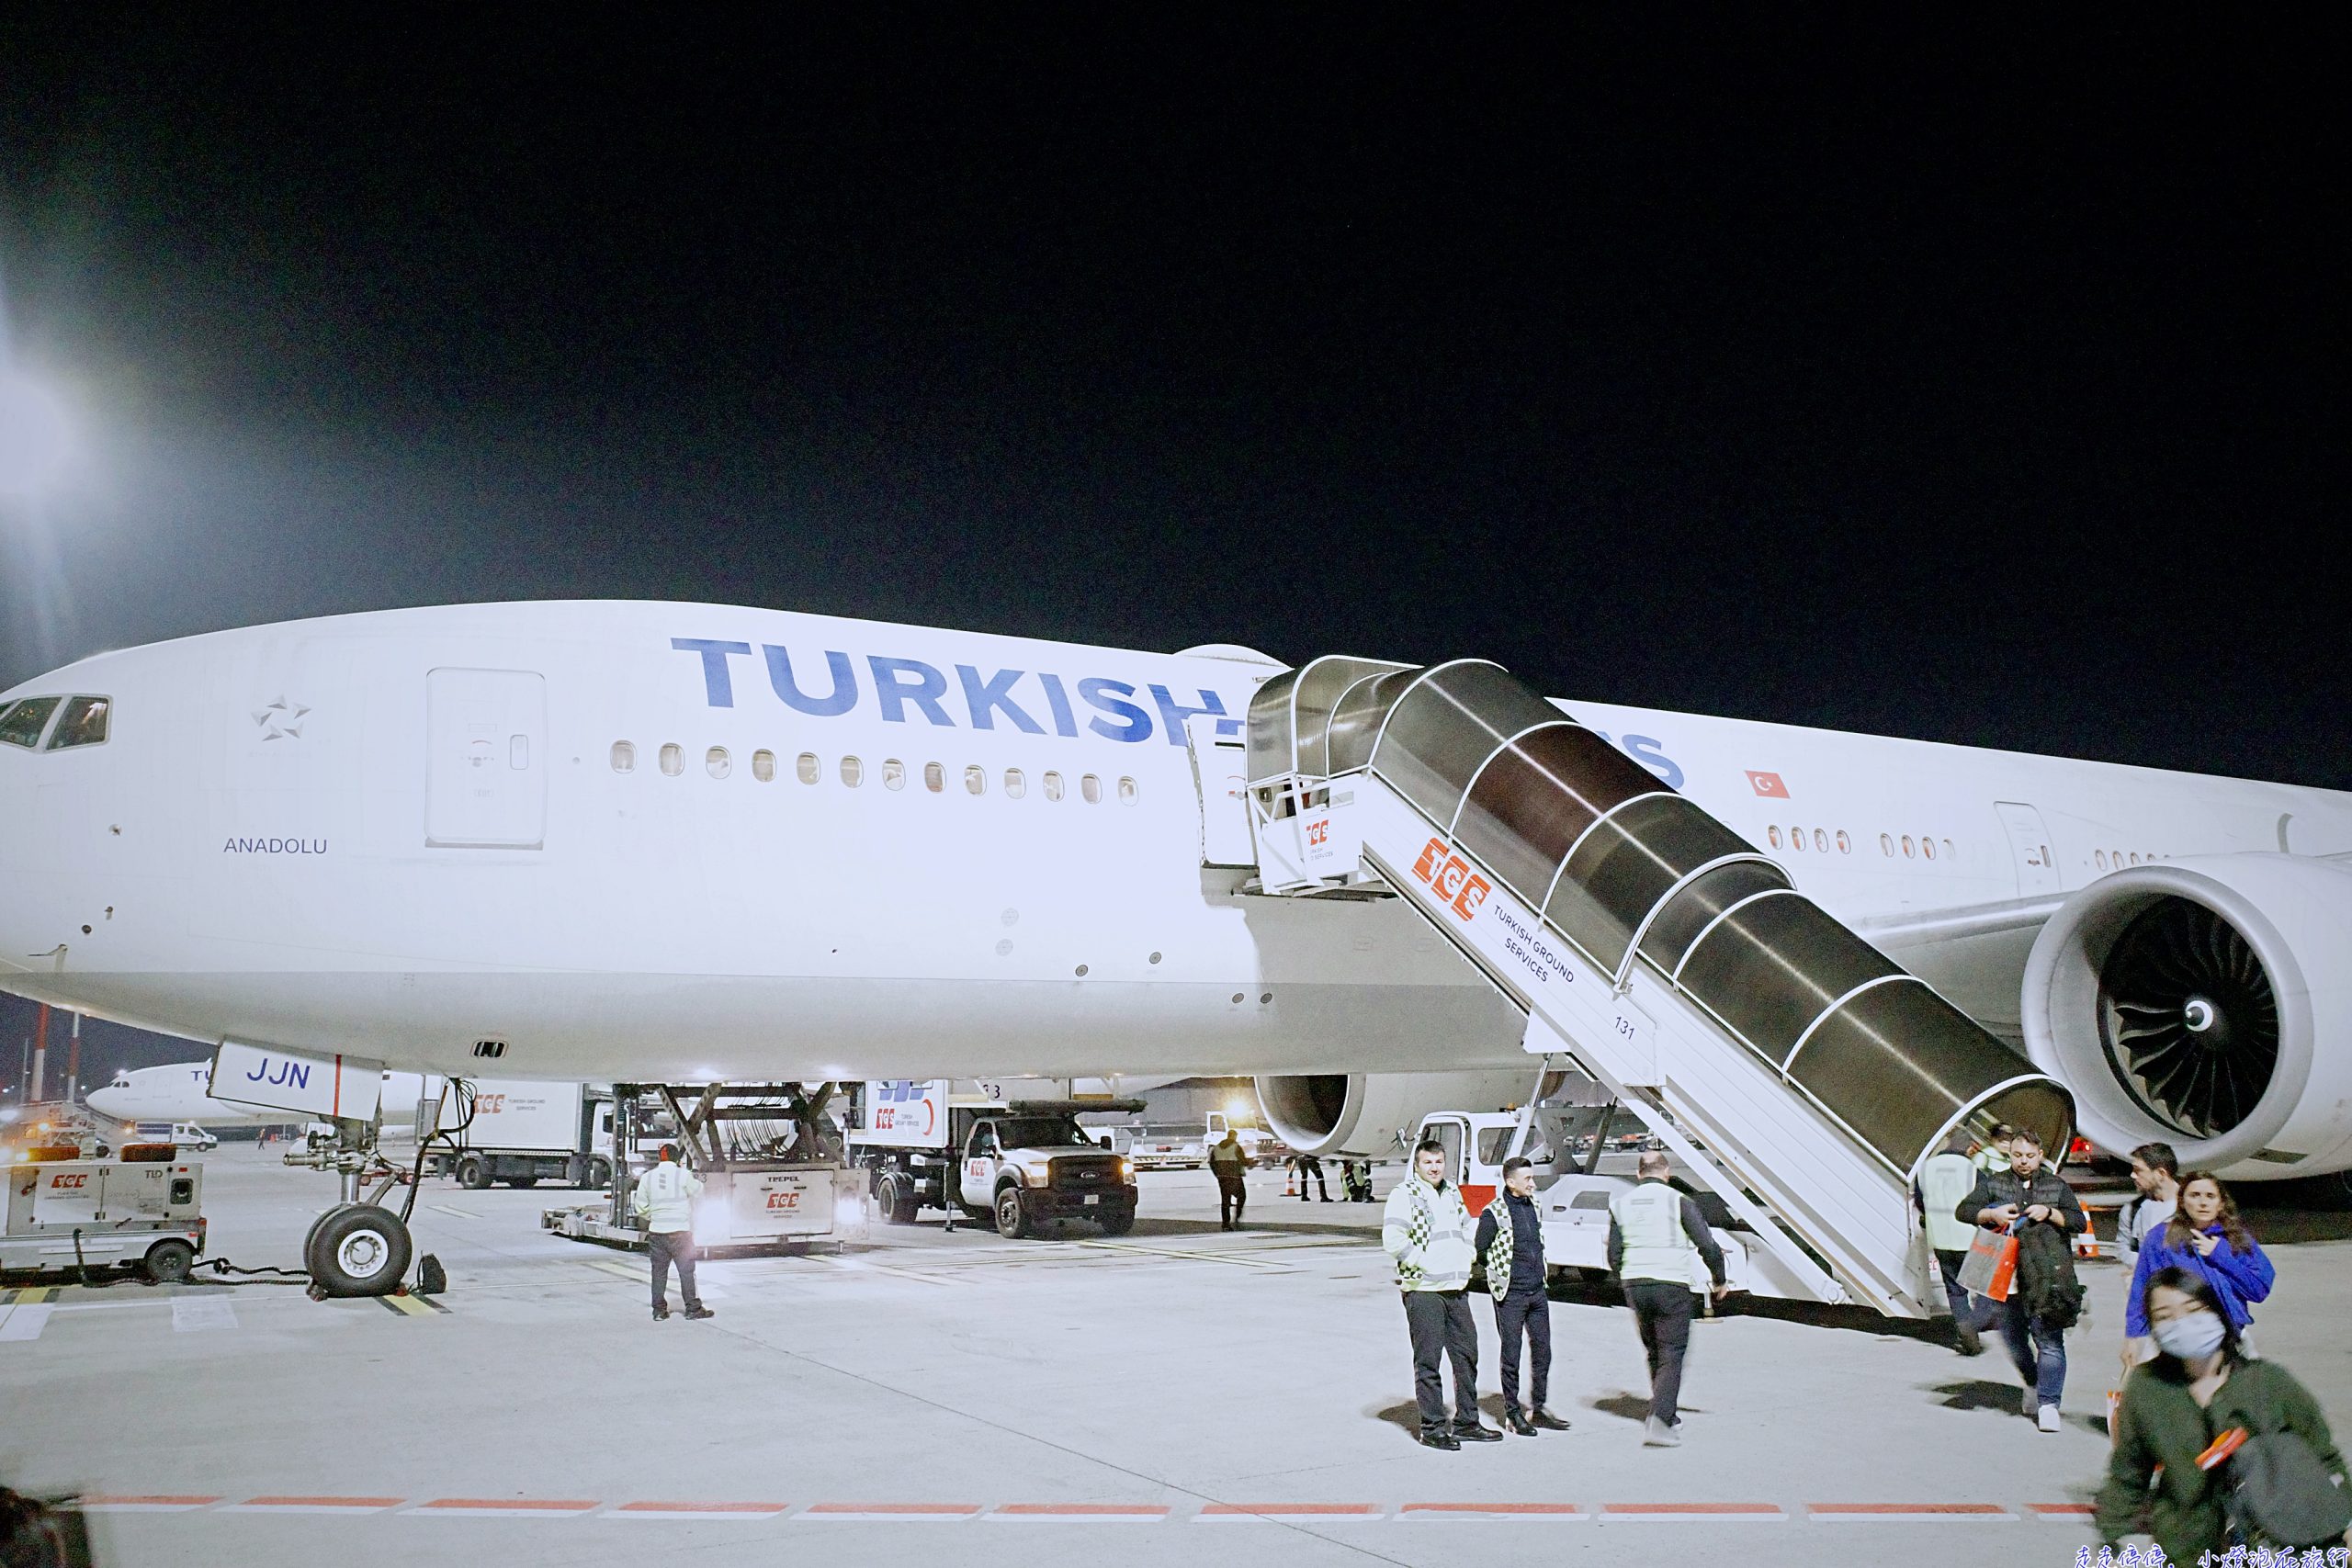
[2122,1171,2274,1371]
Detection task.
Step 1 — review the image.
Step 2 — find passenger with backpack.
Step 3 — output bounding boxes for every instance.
[2097,1266,2350,1561]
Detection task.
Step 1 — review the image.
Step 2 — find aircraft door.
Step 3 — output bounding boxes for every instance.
[1183,713,1256,867]
[426,668,548,849]
[1993,801,2062,897]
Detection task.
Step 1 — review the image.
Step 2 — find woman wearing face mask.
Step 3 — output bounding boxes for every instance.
[2121,1172,2275,1372]
[2096,1267,2346,1562]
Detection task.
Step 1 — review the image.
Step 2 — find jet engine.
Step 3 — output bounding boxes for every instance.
[1254,1070,1541,1159]
[2021,853,2352,1181]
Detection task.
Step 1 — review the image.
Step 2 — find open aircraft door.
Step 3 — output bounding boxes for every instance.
[1183,712,1256,868]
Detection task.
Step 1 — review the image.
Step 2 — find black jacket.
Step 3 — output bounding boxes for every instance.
[1474,1191,1547,1297]
[1957,1165,2086,1323]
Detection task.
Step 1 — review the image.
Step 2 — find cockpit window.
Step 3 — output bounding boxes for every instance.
[0,695,61,749]
[45,695,111,750]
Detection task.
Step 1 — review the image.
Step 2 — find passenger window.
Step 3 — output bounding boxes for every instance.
[46,695,110,750]
[1118,776,1137,806]
[1790,826,1804,851]
[2095,850,2108,870]
[1813,829,1828,853]
[659,743,684,777]
[1880,833,1894,856]
[0,695,60,749]
[1901,835,1915,858]
[2129,852,2141,865]
[883,759,906,791]
[1922,836,1936,861]
[610,740,637,774]
[841,755,864,787]
[796,751,820,784]
[752,749,776,783]
[1044,770,1065,802]
[1081,773,1102,805]
[1768,826,1782,849]
[1941,838,1954,859]
[1004,768,1027,799]
[706,746,731,780]
[924,761,945,793]
[964,763,987,796]
[1835,830,1850,854]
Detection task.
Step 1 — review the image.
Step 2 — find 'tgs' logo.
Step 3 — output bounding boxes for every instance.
[1411,837,1491,922]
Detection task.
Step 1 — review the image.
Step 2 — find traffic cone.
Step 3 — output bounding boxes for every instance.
[1283,1168,1297,1197]
[2075,1230,2099,1260]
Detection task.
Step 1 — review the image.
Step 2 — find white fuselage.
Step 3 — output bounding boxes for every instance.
[5,601,2347,1100]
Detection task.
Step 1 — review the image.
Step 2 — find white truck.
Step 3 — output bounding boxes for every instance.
[419,1078,618,1190]
[1128,1110,1276,1170]
[851,1080,1142,1238]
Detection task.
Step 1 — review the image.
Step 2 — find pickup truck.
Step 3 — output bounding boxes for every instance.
[852,1081,1142,1238]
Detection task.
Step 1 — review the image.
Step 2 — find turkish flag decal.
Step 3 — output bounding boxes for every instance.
[1747,770,1790,798]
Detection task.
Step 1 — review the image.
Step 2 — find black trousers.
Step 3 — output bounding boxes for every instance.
[1623,1279,1694,1426]
[1216,1176,1247,1226]
[1403,1289,1480,1429]
[1295,1156,1328,1200]
[1493,1288,1552,1414]
[650,1230,701,1311]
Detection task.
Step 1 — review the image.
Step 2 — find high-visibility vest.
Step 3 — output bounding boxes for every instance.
[1610,1180,1696,1286]
[1917,1153,1979,1253]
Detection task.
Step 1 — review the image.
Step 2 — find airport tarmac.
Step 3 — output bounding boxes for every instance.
[6,1146,2350,1567]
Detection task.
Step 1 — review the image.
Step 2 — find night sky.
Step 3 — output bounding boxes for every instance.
[1,12,2341,1079]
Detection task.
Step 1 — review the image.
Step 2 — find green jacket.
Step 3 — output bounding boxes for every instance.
[2096,1356,2347,1561]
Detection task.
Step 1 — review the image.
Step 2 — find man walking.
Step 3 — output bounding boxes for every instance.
[1608,1151,1726,1447]
[1958,1127,2085,1433]
[1384,1137,1499,1450]
[1208,1128,1250,1230]
[632,1143,714,1322]
[1917,1130,1997,1355]
[2115,1141,2179,1269]
[1475,1156,1570,1435]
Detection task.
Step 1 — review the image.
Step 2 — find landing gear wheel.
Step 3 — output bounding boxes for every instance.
[306,1204,413,1298]
[1098,1207,1136,1237]
[142,1238,196,1284]
[994,1187,1031,1240]
[457,1156,492,1190]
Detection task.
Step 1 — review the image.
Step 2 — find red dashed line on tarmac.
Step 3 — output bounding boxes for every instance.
[76,1496,221,1513]
[1808,1503,2014,1521]
[1600,1502,1787,1521]
[1396,1502,1585,1520]
[2028,1503,2096,1519]
[221,1496,405,1515]
[987,1504,1171,1521]
[1198,1503,1383,1521]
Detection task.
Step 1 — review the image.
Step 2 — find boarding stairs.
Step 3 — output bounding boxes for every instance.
[1240,658,2075,1316]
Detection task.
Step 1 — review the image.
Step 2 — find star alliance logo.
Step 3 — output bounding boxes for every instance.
[252,695,311,741]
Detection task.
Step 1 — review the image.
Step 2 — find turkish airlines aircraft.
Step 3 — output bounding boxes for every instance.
[4,600,2349,1201]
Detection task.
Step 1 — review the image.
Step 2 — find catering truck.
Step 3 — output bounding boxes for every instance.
[419,1078,617,1190]
[850,1080,1142,1238]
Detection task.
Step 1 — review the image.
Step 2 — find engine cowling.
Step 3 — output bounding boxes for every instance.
[2022,852,2352,1180]
[1255,1070,1540,1159]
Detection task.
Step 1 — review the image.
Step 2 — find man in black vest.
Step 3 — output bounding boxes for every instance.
[1473,1157,1571,1435]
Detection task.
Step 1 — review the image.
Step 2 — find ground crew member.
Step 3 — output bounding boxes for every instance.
[1916,1129,1997,1355]
[1208,1129,1250,1230]
[632,1143,714,1322]
[1474,1156,1570,1435]
[1608,1150,1726,1447]
[1384,1137,1498,1450]
[1292,1151,1331,1201]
